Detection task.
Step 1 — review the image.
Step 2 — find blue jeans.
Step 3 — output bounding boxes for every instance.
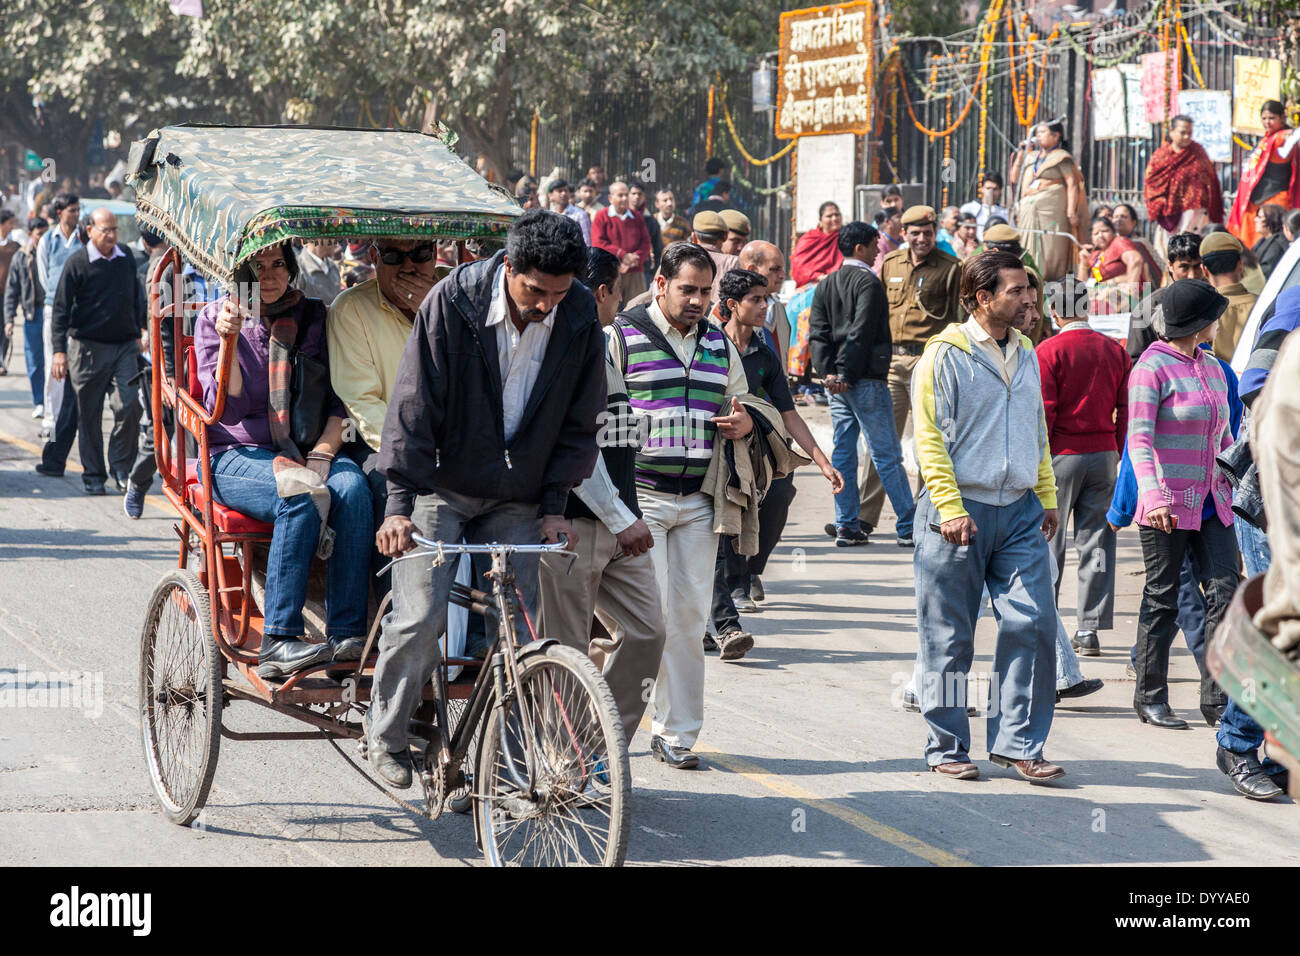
[914,490,1057,764]
[210,446,373,639]
[24,316,45,407]
[829,380,915,537]
[1218,519,1272,754]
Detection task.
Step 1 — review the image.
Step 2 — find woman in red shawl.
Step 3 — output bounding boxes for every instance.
[790,201,843,286]
[1145,114,1224,255]
[1228,100,1300,249]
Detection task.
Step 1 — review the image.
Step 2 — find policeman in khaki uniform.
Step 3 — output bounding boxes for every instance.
[1197,230,1257,361]
[857,206,963,530]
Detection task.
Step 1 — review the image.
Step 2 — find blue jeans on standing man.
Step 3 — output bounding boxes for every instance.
[24,316,45,408]
[829,379,915,537]
[210,445,373,639]
[1218,519,1272,754]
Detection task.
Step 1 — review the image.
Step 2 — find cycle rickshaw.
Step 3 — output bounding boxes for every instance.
[129,124,630,866]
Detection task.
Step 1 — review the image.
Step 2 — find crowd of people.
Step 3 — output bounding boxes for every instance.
[4,96,1300,801]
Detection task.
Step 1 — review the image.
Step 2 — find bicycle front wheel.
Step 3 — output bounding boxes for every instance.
[476,643,630,866]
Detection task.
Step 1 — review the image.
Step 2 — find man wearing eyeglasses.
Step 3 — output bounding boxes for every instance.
[39,206,145,494]
[327,237,441,538]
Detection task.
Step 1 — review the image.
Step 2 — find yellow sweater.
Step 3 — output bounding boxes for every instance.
[325,278,415,453]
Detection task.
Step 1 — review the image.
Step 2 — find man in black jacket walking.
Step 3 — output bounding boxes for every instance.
[809,221,917,547]
[367,210,607,788]
[38,207,145,494]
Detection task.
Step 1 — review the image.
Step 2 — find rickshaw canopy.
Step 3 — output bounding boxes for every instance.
[127,124,520,285]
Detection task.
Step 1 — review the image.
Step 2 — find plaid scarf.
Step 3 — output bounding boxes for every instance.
[262,289,335,559]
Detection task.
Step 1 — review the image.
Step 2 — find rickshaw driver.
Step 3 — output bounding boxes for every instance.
[366,210,608,788]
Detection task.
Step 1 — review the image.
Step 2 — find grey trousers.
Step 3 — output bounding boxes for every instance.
[538,516,666,744]
[68,338,143,484]
[368,490,541,756]
[1050,451,1118,631]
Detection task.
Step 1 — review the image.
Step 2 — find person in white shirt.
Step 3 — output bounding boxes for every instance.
[294,239,342,305]
[959,172,1009,241]
[537,247,666,743]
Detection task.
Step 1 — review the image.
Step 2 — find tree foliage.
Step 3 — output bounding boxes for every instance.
[1,0,781,181]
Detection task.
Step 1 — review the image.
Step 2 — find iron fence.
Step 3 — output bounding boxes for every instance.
[508,4,1282,257]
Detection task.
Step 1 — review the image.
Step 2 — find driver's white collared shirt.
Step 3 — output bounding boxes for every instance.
[485,263,556,444]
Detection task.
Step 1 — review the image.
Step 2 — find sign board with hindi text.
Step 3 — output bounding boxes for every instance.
[1140,50,1180,124]
[795,133,856,234]
[1120,64,1149,139]
[1232,56,1282,134]
[777,2,872,139]
[1177,90,1233,163]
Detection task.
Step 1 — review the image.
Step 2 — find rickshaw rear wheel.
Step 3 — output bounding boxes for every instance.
[476,644,630,866]
[139,568,223,826]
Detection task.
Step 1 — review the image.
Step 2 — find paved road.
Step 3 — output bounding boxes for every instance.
[0,351,1294,867]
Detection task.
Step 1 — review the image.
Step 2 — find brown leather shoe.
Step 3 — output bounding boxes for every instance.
[930,761,979,780]
[989,753,1065,783]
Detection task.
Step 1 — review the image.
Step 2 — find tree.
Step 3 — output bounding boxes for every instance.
[2,0,783,183]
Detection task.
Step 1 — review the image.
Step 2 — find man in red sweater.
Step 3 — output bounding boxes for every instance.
[592,180,652,307]
[1037,313,1131,656]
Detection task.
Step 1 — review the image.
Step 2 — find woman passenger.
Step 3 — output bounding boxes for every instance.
[194,242,373,679]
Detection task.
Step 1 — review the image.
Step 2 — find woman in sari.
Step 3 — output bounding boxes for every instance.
[790,201,843,287]
[1229,100,1300,249]
[1144,114,1224,257]
[1076,216,1149,314]
[1011,120,1087,281]
[1111,202,1164,282]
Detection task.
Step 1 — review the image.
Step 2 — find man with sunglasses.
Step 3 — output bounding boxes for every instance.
[327,237,440,551]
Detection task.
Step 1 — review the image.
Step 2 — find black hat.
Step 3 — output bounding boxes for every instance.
[1160,278,1228,340]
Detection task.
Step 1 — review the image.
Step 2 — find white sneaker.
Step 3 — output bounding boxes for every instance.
[32,405,43,419]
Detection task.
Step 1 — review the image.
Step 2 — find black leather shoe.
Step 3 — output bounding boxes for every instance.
[112,473,128,494]
[257,636,332,680]
[901,689,921,713]
[1057,677,1104,703]
[702,632,719,653]
[369,747,413,789]
[328,636,366,662]
[1216,746,1283,800]
[1134,701,1189,729]
[651,735,700,769]
[1071,630,1100,656]
[1201,703,1225,727]
[35,463,65,478]
[1262,759,1290,793]
[83,480,107,495]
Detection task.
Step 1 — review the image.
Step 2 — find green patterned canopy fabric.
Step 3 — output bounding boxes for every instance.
[128,125,520,284]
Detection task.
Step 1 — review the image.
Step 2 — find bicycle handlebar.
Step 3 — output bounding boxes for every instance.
[410,533,576,557]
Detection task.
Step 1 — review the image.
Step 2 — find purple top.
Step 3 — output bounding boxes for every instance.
[194,295,344,455]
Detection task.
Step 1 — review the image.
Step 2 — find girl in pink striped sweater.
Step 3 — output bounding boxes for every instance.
[1127,279,1240,730]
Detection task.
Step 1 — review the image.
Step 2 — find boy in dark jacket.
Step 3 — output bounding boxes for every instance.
[367,210,606,788]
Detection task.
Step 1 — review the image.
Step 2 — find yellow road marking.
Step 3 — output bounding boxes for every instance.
[694,744,972,867]
[0,427,176,515]
[636,713,969,866]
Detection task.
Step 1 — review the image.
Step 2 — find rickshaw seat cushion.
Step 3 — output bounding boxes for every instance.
[184,459,274,535]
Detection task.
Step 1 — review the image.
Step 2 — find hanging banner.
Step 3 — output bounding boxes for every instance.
[1094,65,1149,139]
[1232,55,1282,134]
[1120,64,1149,139]
[1177,90,1232,163]
[1140,50,1180,124]
[776,2,872,139]
[1092,69,1128,140]
[795,132,856,233]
